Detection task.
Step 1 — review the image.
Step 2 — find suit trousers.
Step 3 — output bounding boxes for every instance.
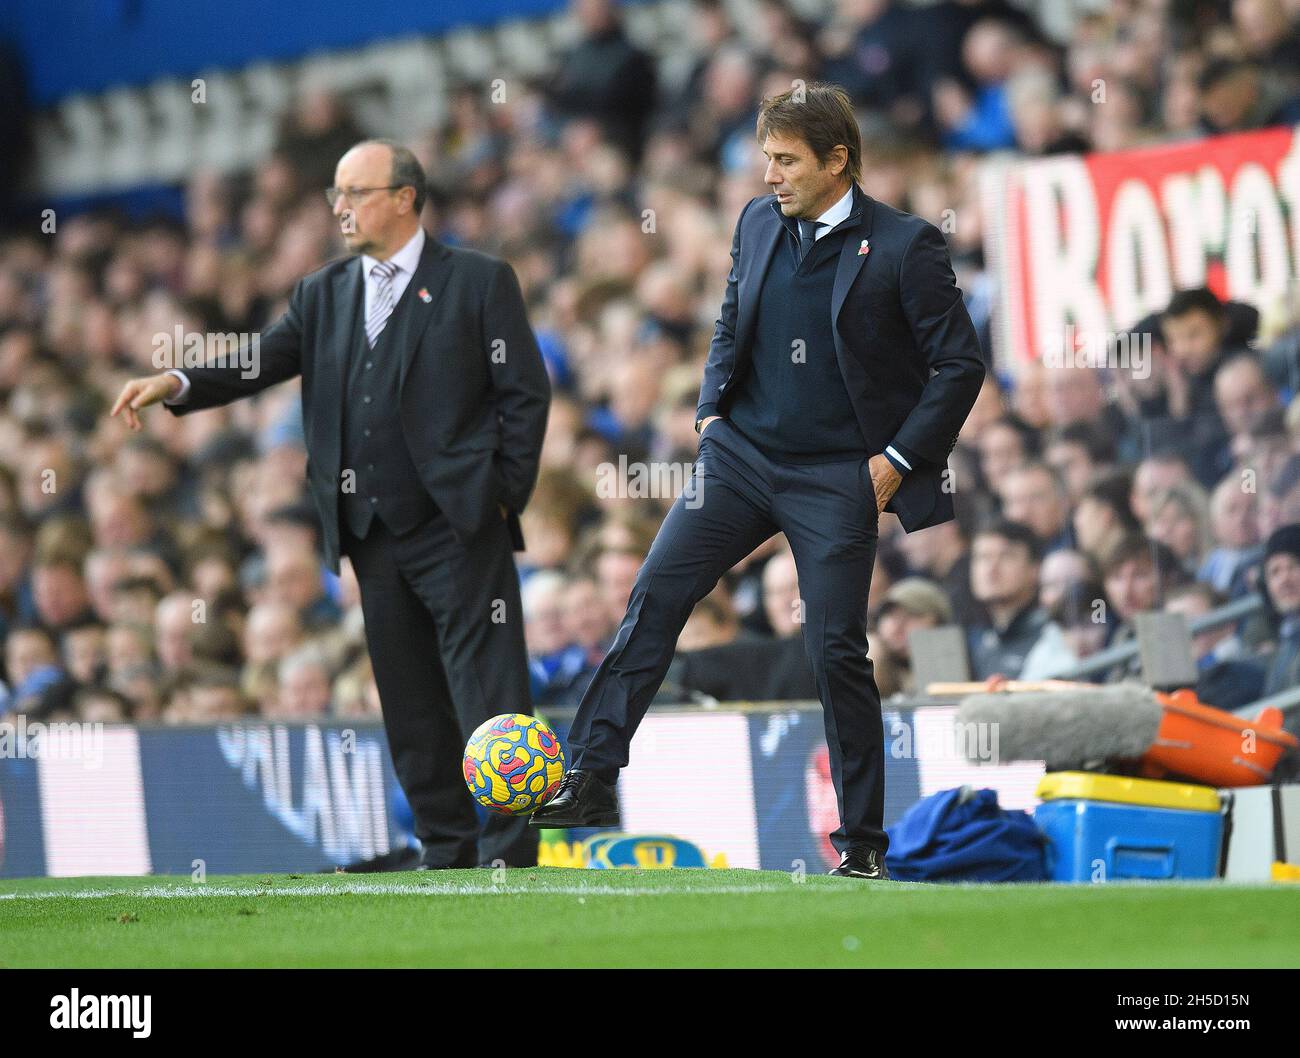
[568,418,888,854]
[341,508,538,868]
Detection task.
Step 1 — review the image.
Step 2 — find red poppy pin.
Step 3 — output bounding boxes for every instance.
[858,239,870,256]
[418,287,432,303]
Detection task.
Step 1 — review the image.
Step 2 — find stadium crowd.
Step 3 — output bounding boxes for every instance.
[1,0,1299,736]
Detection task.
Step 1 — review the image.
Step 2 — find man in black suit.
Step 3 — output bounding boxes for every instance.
[112,140,551,869]
[532,84,985,879]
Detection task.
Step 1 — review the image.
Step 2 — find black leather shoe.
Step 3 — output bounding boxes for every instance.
[829,847,891,879]
[415,859,474,871]
[415,851,476,871]
[528,769,619,828]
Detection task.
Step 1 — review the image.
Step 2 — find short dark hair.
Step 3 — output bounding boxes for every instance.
[1047,421,1116,465]
[756,82,862,183]
[121,435,174,462]
[1010,459,1067,496]
[1165,580,1223,610]
[1082,470,1140,529]
[1198,58,1252,93]
[1048,578,1108,628]
[1247,406,1287,442]
[356,138,427,214]
[1163,286,1225,324]
[113,575,166,602]
[973,518,1042,564]
[988,415,1040,458]
[1098,533,1187,588]
[60,616,106,636]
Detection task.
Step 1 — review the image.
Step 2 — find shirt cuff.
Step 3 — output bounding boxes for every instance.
[883,444,913,475]
[163,369,191,405]
[695,404,719,433]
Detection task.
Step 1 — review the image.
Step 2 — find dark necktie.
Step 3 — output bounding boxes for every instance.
[798,219,825,264]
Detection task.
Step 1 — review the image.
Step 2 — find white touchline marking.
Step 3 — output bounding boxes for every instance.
[0,878,1267,901]
[0,882,793,900]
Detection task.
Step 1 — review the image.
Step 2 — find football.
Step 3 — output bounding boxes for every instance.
[463,713,565,815]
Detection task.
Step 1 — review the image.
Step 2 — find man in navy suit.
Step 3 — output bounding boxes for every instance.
[533,83,985,878]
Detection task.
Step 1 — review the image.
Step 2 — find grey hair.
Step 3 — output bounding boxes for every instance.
[353,138,427,214]
[278,642,333,684]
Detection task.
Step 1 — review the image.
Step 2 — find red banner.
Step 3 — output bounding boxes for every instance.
[981,125,1300,374]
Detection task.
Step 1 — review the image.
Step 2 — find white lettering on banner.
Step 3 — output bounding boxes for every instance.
[983,125,1300,373]
[215,725,391,862]
[1020,156,1110,360]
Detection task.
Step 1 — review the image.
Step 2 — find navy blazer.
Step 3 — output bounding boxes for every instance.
[168,234,551,573]
[697,185,985,531]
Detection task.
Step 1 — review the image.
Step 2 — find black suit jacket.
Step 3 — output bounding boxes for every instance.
[169,234,551,572]
[696,185,985,531]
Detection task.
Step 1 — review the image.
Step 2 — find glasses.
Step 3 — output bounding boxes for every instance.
[324,185,403,207]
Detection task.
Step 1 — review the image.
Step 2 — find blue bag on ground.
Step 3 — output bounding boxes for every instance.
[885,786,1048,882]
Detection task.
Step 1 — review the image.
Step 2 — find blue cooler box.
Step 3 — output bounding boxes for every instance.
[1035,799,1222,882]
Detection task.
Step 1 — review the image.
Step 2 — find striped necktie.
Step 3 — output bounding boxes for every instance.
[365,259,399,347]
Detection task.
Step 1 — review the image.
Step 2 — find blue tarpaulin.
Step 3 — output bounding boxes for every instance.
[886,786,1049,882]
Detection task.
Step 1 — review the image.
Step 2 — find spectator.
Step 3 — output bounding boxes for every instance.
[263,545,339,631]
[934,19,1024,151]
[1145,482,1212,575]
[966,519,1049,679]
[870,577,953,696]
[1038,548,1097,613]
[1000,461,1075,554]
[242,601,305,667]
[154,592,197,674]
[61,618,108,685]
[678,587,740,652]
[1043,422,1115,504]
[1130,452,1193,525]
[1157,289,1244,485]
[1260,453,1300,538]
[1074,470,1141,563]
[1200,475,1262,598]
[546,0,659,164]
[523,571,588,704]
[1258,523,1300,706]
[1165,580,1267,709]
[821,0,925,124]
[181,665,251,723]
[1095,531,1191,679]
[0,515,36,640]
[1021,578,1110,679]
[31,549,94,632]
[897,517,982,627]
[1,624,70,717]
[271,645,334,719]
[762,548,804,639]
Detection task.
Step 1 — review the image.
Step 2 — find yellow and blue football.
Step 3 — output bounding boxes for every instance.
[463,713,565,815]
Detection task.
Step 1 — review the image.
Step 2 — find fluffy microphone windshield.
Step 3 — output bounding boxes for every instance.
[955,681,1163,769]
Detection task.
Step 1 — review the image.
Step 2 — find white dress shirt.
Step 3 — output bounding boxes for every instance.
[807,185,854,238]
[166,227,427,404]
[360,225,424,328]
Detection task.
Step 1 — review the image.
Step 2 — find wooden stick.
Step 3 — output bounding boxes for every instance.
[924,679,1103,695]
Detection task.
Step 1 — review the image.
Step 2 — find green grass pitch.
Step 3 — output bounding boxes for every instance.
[2,869,1297,968]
